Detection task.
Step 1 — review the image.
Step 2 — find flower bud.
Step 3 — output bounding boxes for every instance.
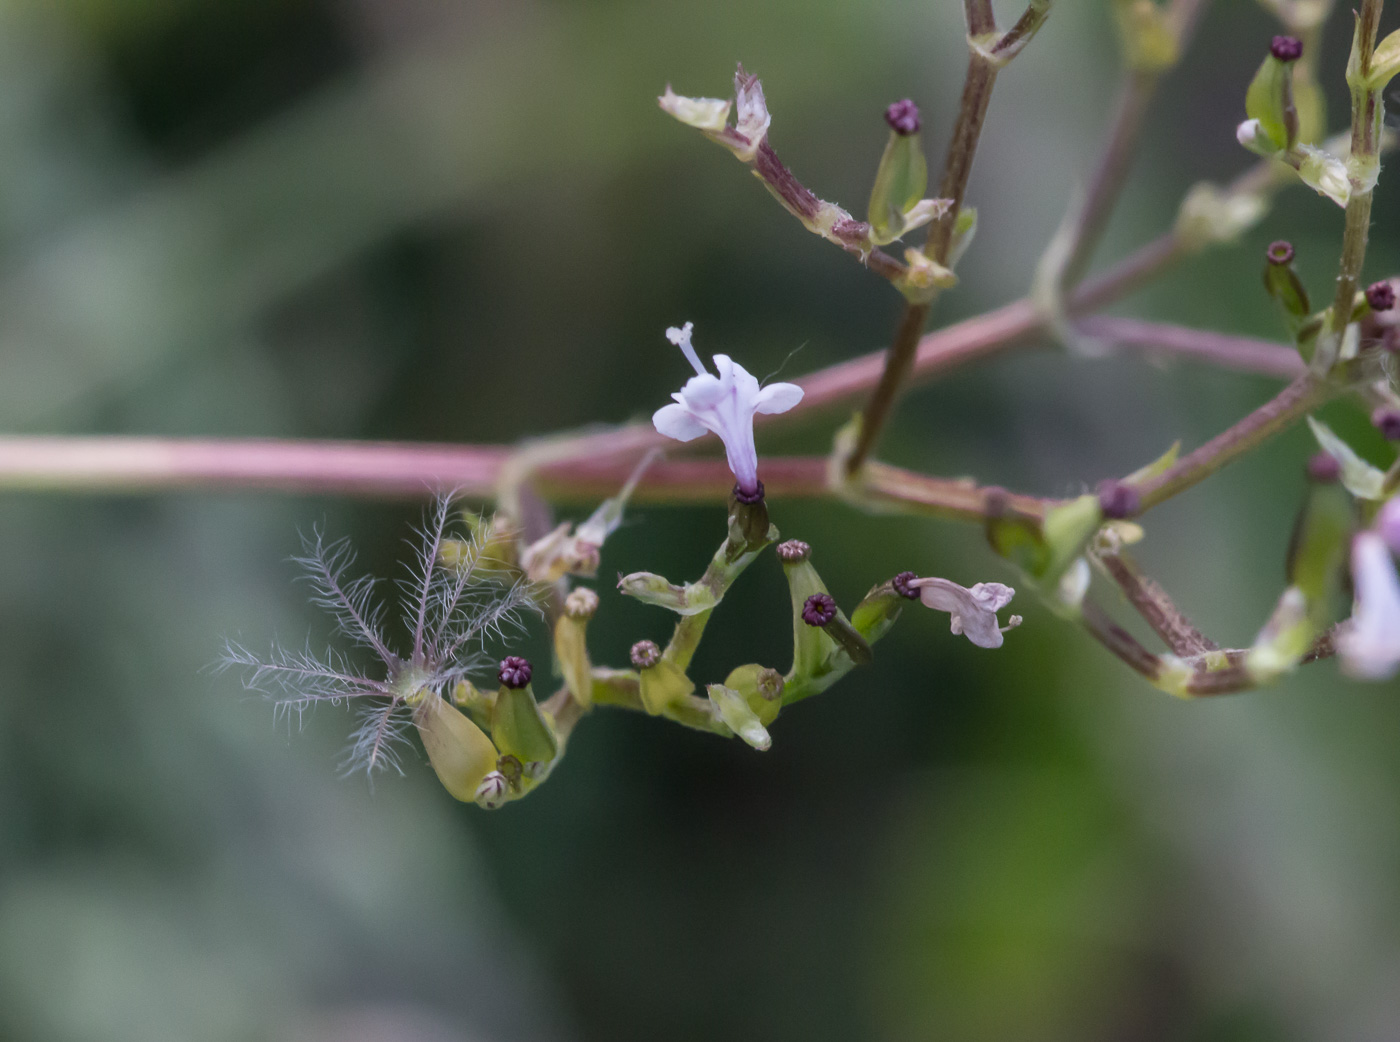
[630,640,661,669]
[475,770,510,810]
[1095,479,1140,520]
[1372,408,1400,441]
[450,678,493,730]
[414,694,499,803]
[802,592,837,626]
[776,539,810,562]
[867,101,929,245]
[617,571,717,616]
[1270,35,1303,62]
[491,663,558,767]
[707,684,772,751]
[1114,0,1179,71]
[1263,240,1311,328]
[1307,451,1342,483]
[1367,281,1397,312]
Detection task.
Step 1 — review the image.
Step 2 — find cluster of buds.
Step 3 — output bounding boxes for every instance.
[659,65,963,298]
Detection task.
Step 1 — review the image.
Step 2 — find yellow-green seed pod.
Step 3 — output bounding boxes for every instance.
[723,663,784,726]
[780,551,840,679]
[492,682,559,767]
[867,102,927,245]
[1245,45,1299,151]
[554,588,598,708]
[637,657,695,716]
[415,695,499,803]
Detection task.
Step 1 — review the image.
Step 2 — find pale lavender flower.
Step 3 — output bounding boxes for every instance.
[651,322,803,497]
[221,496,539,776]
[906,576,1021,649]
[1337,529,1400,680]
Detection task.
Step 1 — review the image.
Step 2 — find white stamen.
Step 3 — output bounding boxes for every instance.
[666,322,707,376]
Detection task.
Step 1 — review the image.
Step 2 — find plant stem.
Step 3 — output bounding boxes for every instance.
[1328,0,1384,338]
[1047,0,1211,291]
[1093,548,1218,655]
[1131,374,1337,511]
[845,0,1011,476]
[1074,316,1305,378]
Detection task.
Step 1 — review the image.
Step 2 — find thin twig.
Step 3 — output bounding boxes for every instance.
[1132,374,1337,512]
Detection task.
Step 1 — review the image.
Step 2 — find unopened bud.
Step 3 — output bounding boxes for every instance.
[776,539,810,562]
[1367,281,1397,312]
[1307,451,1341,483]
[491,671,558,766]
[1372,407,1400,441]
[497,656,532,689]
[884,99,920,135]
[1270,35,1303,62]
[1096,479,1140,520]
[564,586,599,619]
[630,639,661,669]
[475,771,510,810]
[802,592,838,626]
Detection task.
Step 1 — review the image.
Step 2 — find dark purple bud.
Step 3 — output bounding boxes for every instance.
[1307,451,1341,483]
[892,571,920,600]
[1096,479,1140,520]
[777,539,810,562]
[1366,280,1396,312]
[1266,240,1295,265]
[1372,407,1400,441]
[732,480,765,505]
[884,98,920,135]
[801,592,838,627]
[1270,35,1303,62]
[630,640,661,669]
[497,656,532,689]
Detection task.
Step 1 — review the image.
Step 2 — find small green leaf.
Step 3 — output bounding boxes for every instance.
[1125,441,1180,484]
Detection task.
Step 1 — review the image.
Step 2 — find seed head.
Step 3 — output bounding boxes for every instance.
[1096,479,1140,520]
[802,592,838,627]
[1367,281,1397,312]
[777,539,811,562]
[497,655,533,689]
[884,99,920,135]
[630,639,662,669]
[1270,35,1303,62]
[892,571,920,600]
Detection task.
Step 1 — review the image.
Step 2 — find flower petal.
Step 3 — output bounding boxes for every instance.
[754,381,804,415]
[910,576,1014,649]
[676,372,727,410]
[1338,531,1400,680]
[652,402,707,442]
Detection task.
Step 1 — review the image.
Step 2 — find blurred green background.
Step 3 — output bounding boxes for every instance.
[1,1,1399,1039]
